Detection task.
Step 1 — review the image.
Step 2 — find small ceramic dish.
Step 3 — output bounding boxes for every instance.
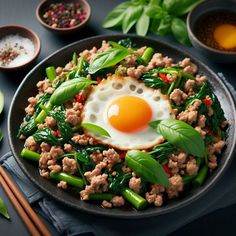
[0,25,41,71]
[36,0,91,34]
[187,0,236,63]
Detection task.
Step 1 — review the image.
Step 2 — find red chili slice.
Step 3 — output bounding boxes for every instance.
[96,77,102,84]
[55,130,61,137]
[202,97,212,107]
[119,151,127,159]
[159,73,169,84]
[76,94,83,103]
[162,164,171,175]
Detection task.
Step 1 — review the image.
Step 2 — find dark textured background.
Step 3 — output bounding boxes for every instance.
[0,0,236,235]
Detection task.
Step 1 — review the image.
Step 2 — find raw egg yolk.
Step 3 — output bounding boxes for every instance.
[107,96,152,133]
[214,24,236,49]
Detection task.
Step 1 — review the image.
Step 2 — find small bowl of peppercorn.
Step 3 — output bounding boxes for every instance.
[0,25,41,71]
[36,0,91,34]
[187,0,236,63]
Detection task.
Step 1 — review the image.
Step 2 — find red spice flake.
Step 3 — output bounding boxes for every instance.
[76,94,83,103]
[202,97,212,107]
[162,164,171,175]
[96,77,102,84]
[55,130,61,137]
[43,2,86,29]
[119,151,127,159]
[159,73,169,84]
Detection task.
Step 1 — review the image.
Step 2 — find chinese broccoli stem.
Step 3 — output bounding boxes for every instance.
[35,102,52,124]
[141,47,154,64]
[72,52,78,67]
[121,188,147,210]
[49,172,84,188]
[46,66,57,83]
[88,193,113,201]
[20,148,40,162]
[193,165,208,187]
[182,174,197,184]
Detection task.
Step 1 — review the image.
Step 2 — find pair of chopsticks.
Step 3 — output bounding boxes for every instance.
[0,165,52,236]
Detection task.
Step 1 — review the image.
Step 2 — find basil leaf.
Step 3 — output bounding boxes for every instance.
[171,18,191,46]
[0,129,3,142]
[0,197,10,219]
[122,5,143,34]
[0,91,4,114]
[155,14,172,36]
[81,123,111,138]
[162,0,201,16]
[33,127,61,145]
[103,1,131,28]
[136,7,150,36]
[125,150,170,187]
[88,48,130,74]
[150,119,205,157]
[50,78,96,105]
[146,5,166,19]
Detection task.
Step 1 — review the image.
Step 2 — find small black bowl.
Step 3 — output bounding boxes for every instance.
[187,0,236,63]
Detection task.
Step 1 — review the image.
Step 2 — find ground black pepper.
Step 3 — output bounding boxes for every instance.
[194,10,236,52]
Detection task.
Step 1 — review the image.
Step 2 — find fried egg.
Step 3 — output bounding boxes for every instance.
[81,75,173,150]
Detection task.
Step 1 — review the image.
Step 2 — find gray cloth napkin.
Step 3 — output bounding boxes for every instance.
[1,74,235,236]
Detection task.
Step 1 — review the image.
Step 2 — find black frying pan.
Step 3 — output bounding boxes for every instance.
[8,35,236,218]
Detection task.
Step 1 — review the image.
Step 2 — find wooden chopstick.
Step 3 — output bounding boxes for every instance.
[0,165,52,236]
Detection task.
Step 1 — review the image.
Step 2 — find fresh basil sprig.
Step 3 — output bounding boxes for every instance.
[81,123,111,138]
[88,48,130,74]
[103,0,201,45]
[125,150,170,187]
[0,197,10,220]
[150,119,205,157]
[50,78,97,105]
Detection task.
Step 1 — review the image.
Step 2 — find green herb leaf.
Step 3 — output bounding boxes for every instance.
[0,197,10,220]
[103,1,131,28]
[50,78,96,105]
[125,150,170,187]
[122,5,143,34]
[150,119,205,157]
[136,7,150,36]
[88,48,130,74]
[156,15,172,36]
[0,91,4,114]
[162,0,201,16]
[33,127,60,145]
[81,123,111,138]
[0,129,3,142]
[171,17,191,45]
[146,5,165,19]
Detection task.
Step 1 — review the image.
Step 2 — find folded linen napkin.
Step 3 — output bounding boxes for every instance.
[1,74,235,236]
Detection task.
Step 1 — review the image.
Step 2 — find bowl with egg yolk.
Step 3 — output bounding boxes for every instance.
[187,0,236,63]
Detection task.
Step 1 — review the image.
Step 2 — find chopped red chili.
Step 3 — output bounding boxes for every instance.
[159,73,169,84]
[76,94,83,103]
[202,97,212,107]
[119,151,127,159]
[96,77,102,84]
[162,164,171,175]
[55,130,61,137]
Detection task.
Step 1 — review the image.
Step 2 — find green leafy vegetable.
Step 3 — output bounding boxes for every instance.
[150,119,205,157]
[33,127,60,145]
[88,48,130,74]
[17,117,37,138]
[150,142,177,163]
[125,150,170,187]
[141,75,169,93]
[136,7,150,36]
[81,123,111,137]
[0,197,10,219]
[123,5,143,34]
[0,91,4,114]
[103,1,131,28]
[50,110,72,143]
[50,78,96,105]
[118,38,136,48]
[171,17,191,46]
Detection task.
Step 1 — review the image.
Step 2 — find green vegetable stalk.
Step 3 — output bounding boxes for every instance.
[49,172,84,188]
[20,148,40,162]
[88,193,113,201]
[46,66,57,83]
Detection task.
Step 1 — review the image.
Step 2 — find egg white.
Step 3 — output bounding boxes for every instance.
[81,75,173,150]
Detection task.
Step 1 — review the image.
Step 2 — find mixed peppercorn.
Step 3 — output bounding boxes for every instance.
[43,2,86,28]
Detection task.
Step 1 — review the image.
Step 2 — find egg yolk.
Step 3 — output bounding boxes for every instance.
[214,24,236,49]
[107,96,152,133]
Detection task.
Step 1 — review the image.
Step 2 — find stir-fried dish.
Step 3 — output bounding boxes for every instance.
[18,39,227,210]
